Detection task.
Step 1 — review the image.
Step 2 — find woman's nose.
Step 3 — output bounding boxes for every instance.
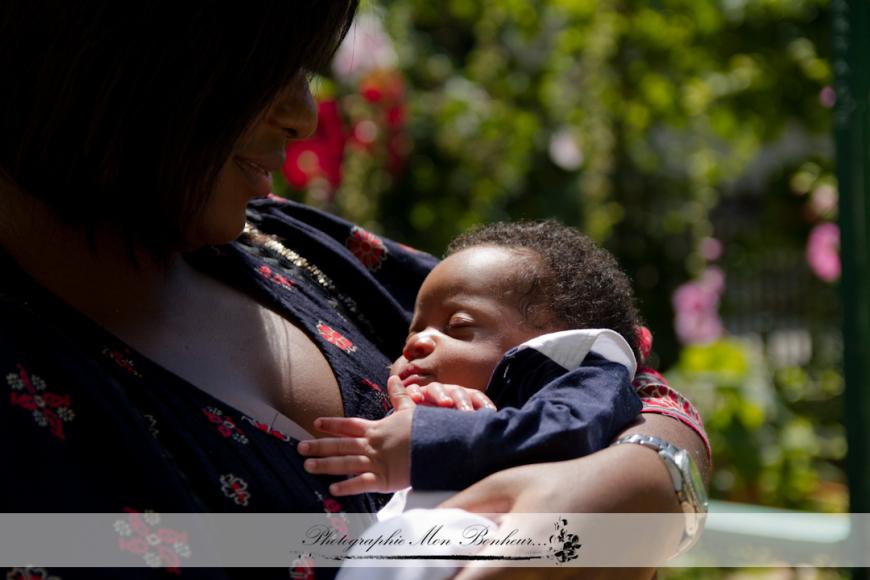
[403,333,436,361]
[269,72,318,141]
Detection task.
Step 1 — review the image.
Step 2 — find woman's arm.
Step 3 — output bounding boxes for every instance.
[440,413,708,579]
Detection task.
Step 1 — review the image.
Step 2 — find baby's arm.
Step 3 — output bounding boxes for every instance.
[298,376,494,495]
[298,376,416,495]
[410,354,642,490]
[406,382,496,411]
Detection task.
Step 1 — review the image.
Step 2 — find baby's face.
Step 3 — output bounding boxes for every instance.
[391,246,546,392]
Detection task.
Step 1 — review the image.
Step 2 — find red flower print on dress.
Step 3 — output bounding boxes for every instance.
[114,508,191,575]
[241,415,292,442]
[256,264,296,291]
[316,322,357,353]
[345,226,387,271]
[6,364,74,441]
[6,568,61,580]
[102,346,143,378]
[315,491,349,536]
[220,474,251,507]
[633,368,711,462]
[143,414,159,438]
[361,378,392,413]
[289,555,316,580]
[202,407,249,445]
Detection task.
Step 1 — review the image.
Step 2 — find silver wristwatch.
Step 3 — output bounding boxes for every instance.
[613,433,708,555]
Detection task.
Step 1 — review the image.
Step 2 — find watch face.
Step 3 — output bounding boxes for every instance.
[676,450,709,508]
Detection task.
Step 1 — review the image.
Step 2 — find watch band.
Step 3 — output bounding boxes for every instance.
[613,433,709,556]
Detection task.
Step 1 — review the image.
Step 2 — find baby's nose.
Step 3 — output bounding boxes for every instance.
[403,332,436,361]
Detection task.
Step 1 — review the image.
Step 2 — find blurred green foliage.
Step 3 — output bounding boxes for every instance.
[276,0,844,513]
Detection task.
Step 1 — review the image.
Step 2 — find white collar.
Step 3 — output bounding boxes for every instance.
[516,328,637,378]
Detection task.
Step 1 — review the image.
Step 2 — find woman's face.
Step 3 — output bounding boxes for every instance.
[188,72,318,247]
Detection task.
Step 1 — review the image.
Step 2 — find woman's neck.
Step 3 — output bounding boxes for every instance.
[0,187,194,328]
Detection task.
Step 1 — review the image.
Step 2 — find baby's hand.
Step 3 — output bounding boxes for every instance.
[298,376,415,496]
[405,381,496,411]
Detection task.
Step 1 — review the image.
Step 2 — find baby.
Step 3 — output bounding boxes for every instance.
[298,219,644,495]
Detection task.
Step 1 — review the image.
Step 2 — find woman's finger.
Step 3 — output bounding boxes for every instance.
[313,416,371,437]
[303,455,374,476]
[329,472,383,496]
[439,467,530,513]
[297,437,370,457]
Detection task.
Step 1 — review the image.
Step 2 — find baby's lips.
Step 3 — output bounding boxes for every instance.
[397,363,435,387]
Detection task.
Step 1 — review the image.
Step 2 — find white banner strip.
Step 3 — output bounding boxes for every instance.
[0,512,866,570]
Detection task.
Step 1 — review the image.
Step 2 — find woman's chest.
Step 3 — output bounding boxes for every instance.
[138,281,346,437]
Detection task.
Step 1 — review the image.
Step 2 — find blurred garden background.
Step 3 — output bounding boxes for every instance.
[275,0,846,551]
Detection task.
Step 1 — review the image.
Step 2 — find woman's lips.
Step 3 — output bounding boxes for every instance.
[234,156,274,197]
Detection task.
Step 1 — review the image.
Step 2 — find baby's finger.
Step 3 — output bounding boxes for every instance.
[297,437,370,458]
[444,385,473,411]
[421,383,453,407]
[329,473,384,496]
[303,455,374,476]
[404,383,424,403]
[387,375,417,412]
[470,391,497,411]
[313,417,371,437]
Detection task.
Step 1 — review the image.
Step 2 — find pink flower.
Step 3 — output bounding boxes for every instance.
[331,13,398,82]
[699,237,723,261]
[819,86,836,109]
[672,267,726,345]
[806,223,840,282]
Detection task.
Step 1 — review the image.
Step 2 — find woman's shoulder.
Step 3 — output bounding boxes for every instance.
[246,196,438,271]
[239,197,438,354]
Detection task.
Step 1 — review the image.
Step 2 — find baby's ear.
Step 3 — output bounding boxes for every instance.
[634,326,653,362]
[521,301,555,332]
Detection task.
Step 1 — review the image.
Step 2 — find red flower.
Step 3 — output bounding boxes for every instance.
[316,322,357,353]
[220,474,251,507]
[283,100,346,191]
[257,264,295,290]
[7,364,75,440]
[114,508,190,575]
[362,378,392,412]
[290,555,316,580]
[346,226,387,271]
[323,498,342,513]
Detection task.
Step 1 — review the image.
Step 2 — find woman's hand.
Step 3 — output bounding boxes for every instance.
[298,376,417,495]
[438,413,708,579]
[405,381,496,411]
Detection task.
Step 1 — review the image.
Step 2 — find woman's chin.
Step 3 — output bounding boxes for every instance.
[185,209,249,249]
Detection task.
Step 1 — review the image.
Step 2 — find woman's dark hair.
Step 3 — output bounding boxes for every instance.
[447,220,643,360]
[0,1,357,254]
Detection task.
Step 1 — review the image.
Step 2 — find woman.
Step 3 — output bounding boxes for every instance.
[0,1,709,578]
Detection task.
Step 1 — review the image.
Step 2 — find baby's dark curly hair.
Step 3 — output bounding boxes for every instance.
[446,220,643,360]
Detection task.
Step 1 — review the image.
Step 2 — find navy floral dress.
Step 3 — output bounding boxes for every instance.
[0,197,437,579]
[1,197,710,580]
